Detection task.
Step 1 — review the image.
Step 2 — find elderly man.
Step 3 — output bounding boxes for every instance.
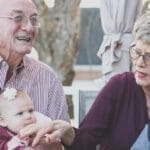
[0,0,69,148]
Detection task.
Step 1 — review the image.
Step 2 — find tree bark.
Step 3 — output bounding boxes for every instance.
[33,0,81,85]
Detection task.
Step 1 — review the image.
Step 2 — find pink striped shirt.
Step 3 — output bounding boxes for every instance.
[0,56,69,121]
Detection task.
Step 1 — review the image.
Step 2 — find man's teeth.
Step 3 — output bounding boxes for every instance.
[17,37,30,41]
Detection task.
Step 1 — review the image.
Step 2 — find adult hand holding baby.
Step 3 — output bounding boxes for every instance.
[19,112,54,147]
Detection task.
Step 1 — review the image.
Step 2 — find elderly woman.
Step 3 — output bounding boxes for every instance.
[41,12,150,150]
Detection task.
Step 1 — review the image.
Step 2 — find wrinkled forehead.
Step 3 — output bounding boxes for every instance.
[0,0,37,15]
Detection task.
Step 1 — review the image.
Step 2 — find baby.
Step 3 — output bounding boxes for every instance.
[0,88,63,150]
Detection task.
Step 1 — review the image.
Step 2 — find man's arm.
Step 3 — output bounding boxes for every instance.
[47,75,70,121]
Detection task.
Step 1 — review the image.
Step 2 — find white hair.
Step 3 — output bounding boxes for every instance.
[133,11,150,44]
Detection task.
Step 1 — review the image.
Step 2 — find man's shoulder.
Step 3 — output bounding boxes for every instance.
[24,56,56,74]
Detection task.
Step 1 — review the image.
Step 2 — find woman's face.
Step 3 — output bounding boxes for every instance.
[132,40,150,88]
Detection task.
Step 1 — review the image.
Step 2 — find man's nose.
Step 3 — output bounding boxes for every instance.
[21,19,35,32]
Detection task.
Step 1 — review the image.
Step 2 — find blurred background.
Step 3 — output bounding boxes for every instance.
[32,0,150,85]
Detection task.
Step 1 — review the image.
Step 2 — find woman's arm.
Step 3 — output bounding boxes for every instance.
[50,120,75,146]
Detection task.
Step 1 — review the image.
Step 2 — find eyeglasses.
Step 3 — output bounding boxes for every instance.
[130,46,150,66]
[0,15,40,28]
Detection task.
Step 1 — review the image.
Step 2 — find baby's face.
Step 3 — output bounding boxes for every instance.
[1,94,36,133]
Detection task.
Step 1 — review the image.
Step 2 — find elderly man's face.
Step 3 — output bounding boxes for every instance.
[0,0,38,58]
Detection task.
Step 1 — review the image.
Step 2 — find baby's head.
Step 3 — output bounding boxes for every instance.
[0,88,36,134]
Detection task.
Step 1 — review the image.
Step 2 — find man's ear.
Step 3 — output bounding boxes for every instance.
[0,116,7,127]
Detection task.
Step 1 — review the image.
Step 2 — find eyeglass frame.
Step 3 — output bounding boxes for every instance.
[0,14,40,28]
[129,45,150,66]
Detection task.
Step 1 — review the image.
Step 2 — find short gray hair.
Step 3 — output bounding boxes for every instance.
[133,11,150,44]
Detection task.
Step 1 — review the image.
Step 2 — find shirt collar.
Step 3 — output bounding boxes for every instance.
[16,55,30,73]
[16,60,24,74]
[0,55,25,74]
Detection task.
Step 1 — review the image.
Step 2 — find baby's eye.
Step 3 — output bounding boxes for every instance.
[29,109,34,113]
[16,112,23,116]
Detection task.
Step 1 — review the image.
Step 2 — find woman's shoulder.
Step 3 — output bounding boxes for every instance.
[112,72,134,80]
[103,72,135,94]
[110,72,135,85]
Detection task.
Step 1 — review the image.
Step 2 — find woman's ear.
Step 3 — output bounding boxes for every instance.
[0,116,7,127]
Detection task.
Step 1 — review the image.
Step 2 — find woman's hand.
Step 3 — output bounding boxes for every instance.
[19,118,75,147]
[19,122,53,147]
[49,120,75,146]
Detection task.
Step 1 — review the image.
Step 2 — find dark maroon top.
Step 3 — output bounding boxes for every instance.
[0,127,24,150]
[66,72,149,150]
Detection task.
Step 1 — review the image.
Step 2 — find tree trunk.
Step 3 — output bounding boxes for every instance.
[33,0,81,85]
